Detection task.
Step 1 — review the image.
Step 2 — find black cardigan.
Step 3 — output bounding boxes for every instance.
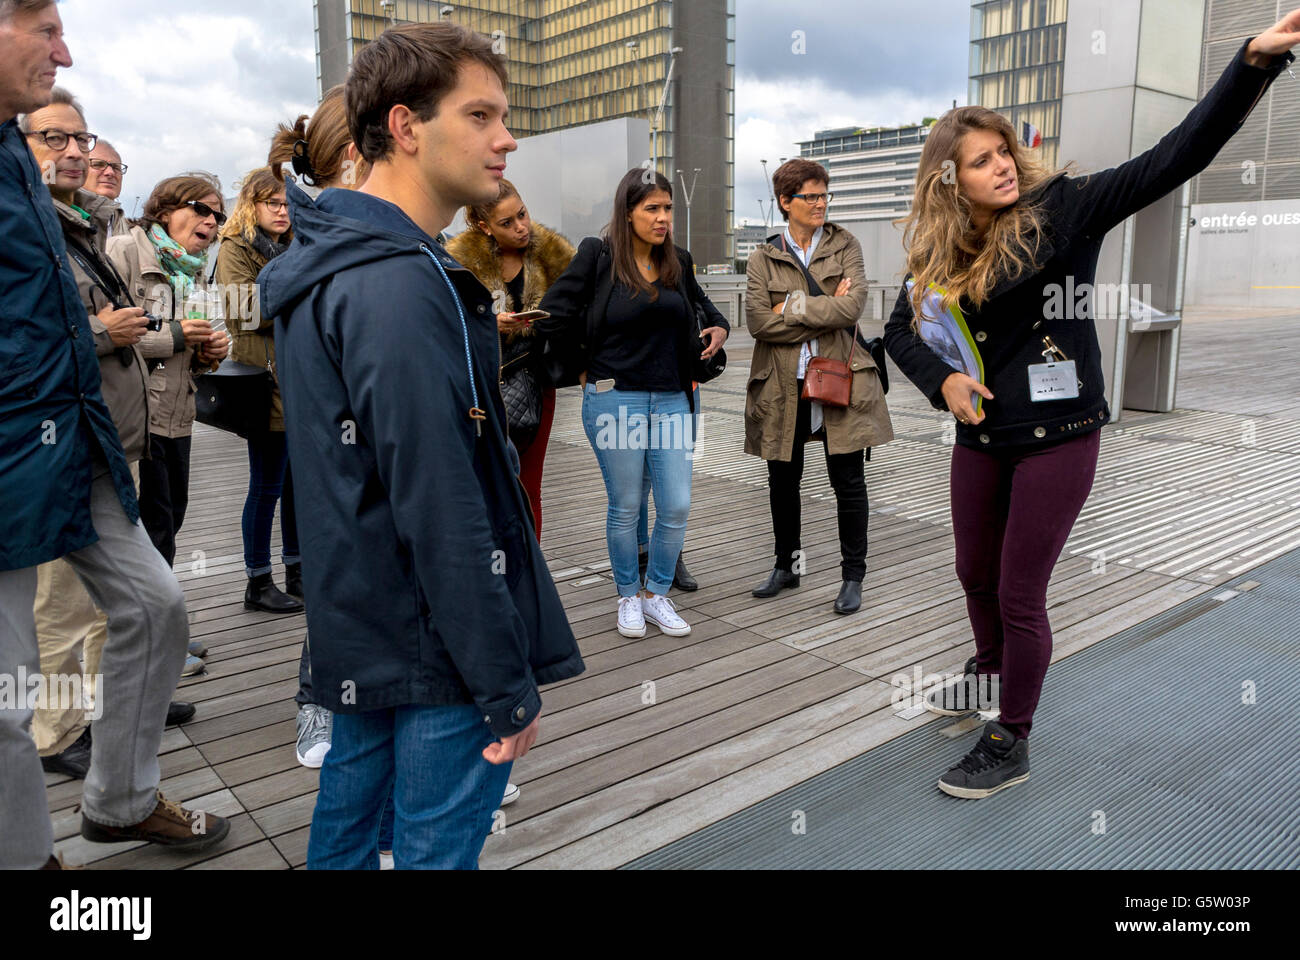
[884,40,1293,451]
[536,236,730,412]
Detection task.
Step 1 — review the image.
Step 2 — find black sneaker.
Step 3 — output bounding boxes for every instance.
[924,656,1000,717]
[41,726,93,779]
[938,720,1029,799]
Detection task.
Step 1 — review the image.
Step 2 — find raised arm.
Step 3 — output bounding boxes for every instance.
[1067,22,1298,238]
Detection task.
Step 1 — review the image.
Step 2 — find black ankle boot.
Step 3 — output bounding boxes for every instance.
[833,579,862,615]
[244,573,304,614]
[284,562,303,601]
[752,568,799,598]
[672,555,699,592]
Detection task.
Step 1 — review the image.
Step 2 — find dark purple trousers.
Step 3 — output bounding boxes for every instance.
[950,429,1101,740]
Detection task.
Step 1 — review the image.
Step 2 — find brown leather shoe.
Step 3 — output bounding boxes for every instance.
[80,791,230,851]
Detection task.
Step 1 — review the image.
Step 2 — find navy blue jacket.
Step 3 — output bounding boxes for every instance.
[885,41,1292,451]
[260,183,583,736]
[0,118,137,571]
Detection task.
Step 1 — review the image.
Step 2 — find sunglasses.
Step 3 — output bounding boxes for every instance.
[184,200,227,226]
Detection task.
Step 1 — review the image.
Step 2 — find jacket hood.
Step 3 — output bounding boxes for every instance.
[51,188,117,234]
[260,181,457,322]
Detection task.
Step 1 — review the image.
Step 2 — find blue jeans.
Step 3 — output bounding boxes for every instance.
[306,704,511,870]
[582,385,694,597]
[640,386,700,546]
[242,431,300,578]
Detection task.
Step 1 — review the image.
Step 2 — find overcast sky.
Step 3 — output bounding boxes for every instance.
[54,0,967,225]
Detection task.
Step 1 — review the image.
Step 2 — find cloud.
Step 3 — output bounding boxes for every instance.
[58,0,316,213]
[733,3,967,226]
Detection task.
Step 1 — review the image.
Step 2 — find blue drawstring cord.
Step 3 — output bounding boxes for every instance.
[420,243,485,436]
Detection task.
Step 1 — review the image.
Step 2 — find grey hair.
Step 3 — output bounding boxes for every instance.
[17,85,85,133]
[0,0,56,25]
[93,137,119,157]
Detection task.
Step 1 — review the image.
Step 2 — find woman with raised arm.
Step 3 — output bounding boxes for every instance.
[883,12,1299,800]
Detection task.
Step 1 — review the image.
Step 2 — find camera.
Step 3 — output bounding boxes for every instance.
[144,313,164,332]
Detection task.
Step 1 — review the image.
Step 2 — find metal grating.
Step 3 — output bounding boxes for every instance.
[625,548,1300,869]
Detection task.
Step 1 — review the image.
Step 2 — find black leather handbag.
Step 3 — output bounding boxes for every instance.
[690,300,727,384]
[195,358,274,439]
[499,336,543,450]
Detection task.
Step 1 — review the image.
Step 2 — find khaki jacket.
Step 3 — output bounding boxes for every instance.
[107,225,213,439]
[214,231,283,430]
[744,222,893,461]
[52,190,150,463]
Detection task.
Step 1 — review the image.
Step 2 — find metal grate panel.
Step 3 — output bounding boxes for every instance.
[626,548,1300,869]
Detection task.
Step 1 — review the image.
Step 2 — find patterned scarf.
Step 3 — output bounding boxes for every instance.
[148,222,208,298]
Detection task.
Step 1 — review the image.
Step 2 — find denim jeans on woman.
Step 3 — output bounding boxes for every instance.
[242,430,300,578]
[582,385,693,597]
[306,703,510,870]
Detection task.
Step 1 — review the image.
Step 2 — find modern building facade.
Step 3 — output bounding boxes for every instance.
[1184,0,1300,308]
[313,0,735,264]
[969,0,1069,170]
[796,124,932,223]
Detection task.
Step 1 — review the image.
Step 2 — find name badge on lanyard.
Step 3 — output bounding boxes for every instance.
[1029,333,1081,402]
[1028,360,1079,401]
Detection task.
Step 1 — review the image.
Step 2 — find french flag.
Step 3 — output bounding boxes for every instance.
[1020,121,1042,149]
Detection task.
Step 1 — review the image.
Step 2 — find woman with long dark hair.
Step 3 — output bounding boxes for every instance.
[539,169,729,639]
[884,12,1299,799]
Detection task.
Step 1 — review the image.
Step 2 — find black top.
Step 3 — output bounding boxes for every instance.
[586,279,684,391]
[883,40,1292,452]
[505,268,525,314]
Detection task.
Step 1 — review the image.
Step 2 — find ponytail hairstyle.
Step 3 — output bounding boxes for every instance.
[268,85,369,190]
[464,177,523,239]
[899,106,1066,321]
[604,167,680,301]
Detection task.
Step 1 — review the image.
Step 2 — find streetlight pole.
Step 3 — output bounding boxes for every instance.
[652,46,682,173]
[677,167,701,254]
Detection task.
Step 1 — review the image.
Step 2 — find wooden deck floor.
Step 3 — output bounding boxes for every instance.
[46,315,1300,869]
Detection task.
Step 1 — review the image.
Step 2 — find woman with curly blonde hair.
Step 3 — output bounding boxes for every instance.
[884,11,1300,800]
[214,167,302,616]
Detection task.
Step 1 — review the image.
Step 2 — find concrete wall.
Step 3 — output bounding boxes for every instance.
[1185,199,1300,307]
[445,117,652,247]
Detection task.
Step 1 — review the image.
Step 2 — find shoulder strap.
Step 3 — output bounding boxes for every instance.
[780,234,826,297]
[64,235,133,309]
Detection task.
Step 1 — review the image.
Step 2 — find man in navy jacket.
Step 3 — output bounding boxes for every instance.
[261,22,583,870]
[0,0,225,869]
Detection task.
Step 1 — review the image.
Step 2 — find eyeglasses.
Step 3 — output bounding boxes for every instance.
[257,199,288,213]
[184,200,227,226]
[25,129,97,152]
[88,158,128,175]
[792,192,833,206]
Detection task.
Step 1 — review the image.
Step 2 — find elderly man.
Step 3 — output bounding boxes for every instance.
[22,86,200,780]
[0,0,228,869]
[83,137,128,236]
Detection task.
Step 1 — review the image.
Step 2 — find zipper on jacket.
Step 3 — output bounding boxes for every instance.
[420,244,486,437]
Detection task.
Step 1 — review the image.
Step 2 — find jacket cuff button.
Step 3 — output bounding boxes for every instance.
[978,433,990,444]
[514,706,526,721]
[1034,426,1046,438]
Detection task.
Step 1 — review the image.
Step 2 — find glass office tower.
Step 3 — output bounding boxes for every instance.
[969,0,1069,169]
[314,0,735,263]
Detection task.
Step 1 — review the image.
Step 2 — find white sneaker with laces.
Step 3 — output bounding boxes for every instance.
[618,596,646,638]
[642,594,691,636]
[379,851,394,870]
[501,782,521,806]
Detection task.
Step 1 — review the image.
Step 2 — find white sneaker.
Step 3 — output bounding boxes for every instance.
[618,596,646,638]
[295,703,333,768]
[501,782,521,806]
[642,594,691,636]
[379,851,394,870]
